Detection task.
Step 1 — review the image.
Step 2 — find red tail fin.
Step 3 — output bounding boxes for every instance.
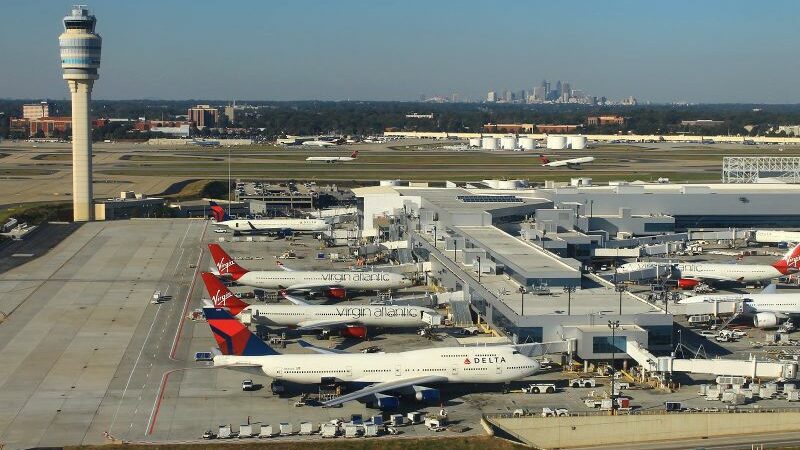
[207,244,248,280]
[539,154,550,164]
[201,272,249,315]
[351,150,359,159]
[773,242,800,274]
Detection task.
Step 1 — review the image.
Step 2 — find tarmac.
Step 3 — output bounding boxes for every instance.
[2,218,800,449]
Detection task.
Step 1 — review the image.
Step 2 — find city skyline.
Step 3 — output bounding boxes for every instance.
[0,0,799,103]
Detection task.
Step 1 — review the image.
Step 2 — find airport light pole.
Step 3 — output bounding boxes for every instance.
[563,285,576,316]
[615,284,627,315]
[228,147,232,217]
[453,239,457,263]
[476,256,481,283]
[519,286,526,316]
[608,320,620,416]
[432,225,437,249]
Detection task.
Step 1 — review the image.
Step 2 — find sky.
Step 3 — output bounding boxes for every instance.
[1,0,798,103]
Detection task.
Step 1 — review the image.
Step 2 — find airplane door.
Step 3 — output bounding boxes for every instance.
[496,365,503,375]
[395,365,401,377]
[346,366,352,378]
[451,366,458,376]
[276,368,283,378]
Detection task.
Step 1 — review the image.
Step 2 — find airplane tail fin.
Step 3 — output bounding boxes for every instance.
[203,307,279,356]
[773,242,800,274]
[351,150,359,159]
[201,272,250,315]
[207,244,248,279]
[539,154,550,165]
[209,201,231,222]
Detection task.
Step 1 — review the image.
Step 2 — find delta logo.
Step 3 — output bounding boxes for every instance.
[464,356,507,365]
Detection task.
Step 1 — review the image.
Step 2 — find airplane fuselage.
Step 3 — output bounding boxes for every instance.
[680,293,800,315]
[242,304,439,328]
[235,270,413,291]
[619,262,785,283]
[215,346,538,384]
[218,218,328,232]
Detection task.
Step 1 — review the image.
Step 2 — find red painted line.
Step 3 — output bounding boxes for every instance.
[169,221,208,360]
[146,368,181,435]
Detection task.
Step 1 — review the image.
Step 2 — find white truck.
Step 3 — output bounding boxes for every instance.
[541,407,569,417]
[522,383,557,394]
[570,377,597,388]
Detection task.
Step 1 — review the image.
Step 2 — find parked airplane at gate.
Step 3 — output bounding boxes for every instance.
[617,243,800,289]
[209,202,328,234]
[679,284,800,328]
[201,272,441,339]
[539,155,594,168]
[208,244,413,298]
[306,151,358,163]
[203,306,540,408]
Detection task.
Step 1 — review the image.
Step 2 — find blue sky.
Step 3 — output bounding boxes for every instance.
[1,0,798,102]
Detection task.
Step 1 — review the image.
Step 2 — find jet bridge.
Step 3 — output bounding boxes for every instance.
[626,340,798,380]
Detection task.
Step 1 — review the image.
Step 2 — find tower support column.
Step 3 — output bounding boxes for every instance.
[68,79,94,222]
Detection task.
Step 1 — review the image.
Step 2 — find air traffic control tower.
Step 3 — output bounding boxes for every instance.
[59,6,102,221]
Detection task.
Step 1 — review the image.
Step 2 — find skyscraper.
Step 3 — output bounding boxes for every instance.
[59,6,102,222]
[487,91,496,102]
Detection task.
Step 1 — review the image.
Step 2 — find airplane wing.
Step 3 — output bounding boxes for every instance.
[295,318,358,331]
[761,284,778,294]
[296,339,351,355]
[279,291,309,305]
[276,261,295,271]
[321,375,448,407]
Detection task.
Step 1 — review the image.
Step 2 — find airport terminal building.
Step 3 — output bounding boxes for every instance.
[353,181,800,357]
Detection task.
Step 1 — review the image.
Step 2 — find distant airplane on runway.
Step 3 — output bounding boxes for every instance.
[539,155,595,168]
[306,151,358,163]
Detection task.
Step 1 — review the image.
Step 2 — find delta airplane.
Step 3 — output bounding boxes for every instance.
[201,272,441,339]
[539,155,595,168]
[209,202,328,234]
[679,284,800,328]
[203,306,540,408]
[306,151,358,163]
[617,243,800,289]
[208,244,413,298]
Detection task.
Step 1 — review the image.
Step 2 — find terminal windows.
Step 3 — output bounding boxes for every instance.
[592,336,627,354]
[457,195,523,203]
[644,222,674,233]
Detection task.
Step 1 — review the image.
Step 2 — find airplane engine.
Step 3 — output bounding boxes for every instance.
[374,393,400,409]
[413,386,440,402]
[753,312,779,329]
[326,287,347,299]
[340,325,368,339]
[677,278,699,290]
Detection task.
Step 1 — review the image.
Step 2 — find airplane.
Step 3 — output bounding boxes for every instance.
[617,243,800,289]
[208,244,413,299]
[306,151,358,163]
[539,154,595,168]
[302,140,338,148]
[209,202,328,235]
[201,272,441,339]
[679,284,800,328]
[202,306,540,408]
[753,229,800,244]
